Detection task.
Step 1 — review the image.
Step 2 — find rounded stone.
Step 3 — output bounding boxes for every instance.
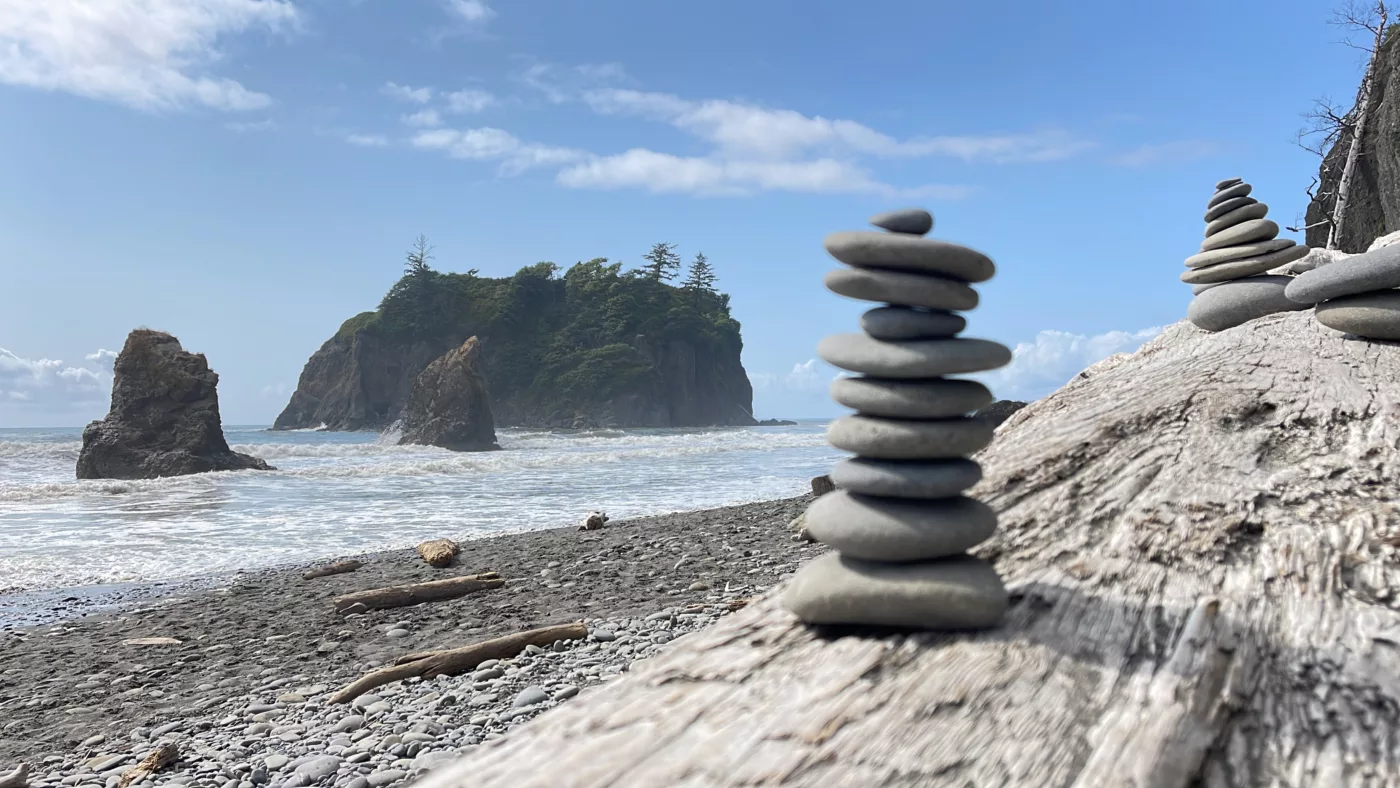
[1187,275,1309,332]
[1180,244,1310,285]
[824,267,978,311]
[818,334,1012,378]
[830,376,993,419]
[1199,219,1279,252]
[869,208,933,236]
[803,490,996,561]
[1185,238,1294,269]
[1204,196,1258,222]
[822,231,996,282]
[1314,290,1400,339]
[782,552,1008,630]
[1215,177,1243,190]
[1283,244,1400,305]
[1206,182,1252,209]
[1191,281,1223,294]
[860,306,966,340]
[1204,202,1269,238]
[826,414,995,459]
[829,457,982,499]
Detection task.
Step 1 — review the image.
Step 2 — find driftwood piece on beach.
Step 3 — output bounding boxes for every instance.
[810,474,835,497]
[117,743,177,788]
[329,621,587,704]
[0,763,27,788]
[332,572,503,614]
[303,560,363,580]
[416,539,459,568]
[413,313,1400,787]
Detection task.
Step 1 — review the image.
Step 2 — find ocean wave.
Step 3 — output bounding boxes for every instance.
[0,439,82,461]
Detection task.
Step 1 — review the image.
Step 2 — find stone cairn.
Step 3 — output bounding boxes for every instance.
[781,208,1012,631]
[1284,243,1400,340]
[1183,177,1311,332]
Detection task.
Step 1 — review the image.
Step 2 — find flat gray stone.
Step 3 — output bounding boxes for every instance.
[1204,195,1258,222]
[1204,202,1269,238]
[803,490,996,561]
[1185,238,1294,268]
[512,686,549,708]
[1215,177,1243,190]
[1206,182,1252,209]
[860,306,965,340]
[294,756,341,782]
[1192,274,1270,295]
[782,552,1008,630]
[818,334,1012,378]
[829,457,982,499]
[823,231,995,282]
[1187,275,1309,332]
[1314,290,1400,339]
[869,208,933,236]
[1180,244,1310,285]
[1284,244,1400,305]
[824,267,978,311]
[830,376,993,419]
[827,414,995,459]
[1200,219,1278,252]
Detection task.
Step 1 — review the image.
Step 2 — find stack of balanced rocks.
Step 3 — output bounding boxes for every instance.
[782,207,1013,631]
[1183,177,1311,332]
[1285,243,1400,340]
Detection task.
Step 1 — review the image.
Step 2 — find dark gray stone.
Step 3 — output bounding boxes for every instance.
[824,267,979,311]
[1314,291,1400,339]
[1192,275,1269,295]
[782,552,1008,629]
[869,208,933,236]
[822,231,995,282]
[818,334,1012,378]
[1284,244,1400,305]
[1185,238,1294,269]
[829,376,993,419]
[1204,202,1269,238]
[829,457,982,499]
[1180,244,1310,285]
[804,491,996,561]
[860,306,965,340]
[1204,195,1259,222]
[1206,182,1253,208]
[1199,219,1279,252]
[827,414,995,459]
[1215,177,1243,190]
[1187,275,1309,332]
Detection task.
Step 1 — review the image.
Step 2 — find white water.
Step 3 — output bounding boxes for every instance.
[0,424,837,593]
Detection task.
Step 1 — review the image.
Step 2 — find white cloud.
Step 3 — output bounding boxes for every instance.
[346,133,388,146]
[751,358,838,393]
[445,88,494,113]
[403,108,442,127]
[1109,140,1224,167]
[0,0,298,112]
[0,347,113,412]
[446,0,495,23]
[411,127,584,174]
[382,81,433,103]
[975,326,1164,402]
[226,118,275,132]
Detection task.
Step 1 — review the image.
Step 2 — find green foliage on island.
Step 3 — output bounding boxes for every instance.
[341,237,743,413]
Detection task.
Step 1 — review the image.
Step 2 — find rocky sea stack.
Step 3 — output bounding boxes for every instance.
[782,208,1012,631]
[75,329,273,480]
[397,336,500,452]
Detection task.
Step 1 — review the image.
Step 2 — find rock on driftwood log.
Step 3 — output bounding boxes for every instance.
[414,311,1400,787]
[417,539,459,568]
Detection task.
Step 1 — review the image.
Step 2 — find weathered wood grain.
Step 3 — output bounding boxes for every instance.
[331,572,502,613]
[417,313,1400,787]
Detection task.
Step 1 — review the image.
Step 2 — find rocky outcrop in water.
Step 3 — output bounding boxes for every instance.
[973,399,1027,426]
[397,337,499,452]
[76,330,273,480]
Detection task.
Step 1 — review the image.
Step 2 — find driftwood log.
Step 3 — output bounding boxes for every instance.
[0,763,27,788]
[329,621,588,704]
[810,475,836,497]
[417,539,459,568]
[117,743,177,788]
[303,560,362,580]
[332,572,503,614]
[414,312,1400,787]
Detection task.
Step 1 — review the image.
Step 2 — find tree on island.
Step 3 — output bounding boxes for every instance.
[404,234,435,275]
[640,242,682,282]
[682,251,718,294]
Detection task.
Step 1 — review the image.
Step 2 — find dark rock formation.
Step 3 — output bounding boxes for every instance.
[1305,30,1400,253]
[397,337,499,452]
[756,418,798,426]
[974,399,1028,426]
[76,330,273,480]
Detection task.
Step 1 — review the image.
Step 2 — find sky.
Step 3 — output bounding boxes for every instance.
[0,0,1376,427]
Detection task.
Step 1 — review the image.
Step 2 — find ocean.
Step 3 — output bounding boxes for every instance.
[0,423,837,595]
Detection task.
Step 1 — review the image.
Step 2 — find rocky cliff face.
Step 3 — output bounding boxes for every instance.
[1306,30,1400,253]
[77,329,273,479]
[398,337,499,451]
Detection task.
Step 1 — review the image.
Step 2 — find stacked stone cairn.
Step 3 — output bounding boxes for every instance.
[1284,243,1400,340]
[781,208,1013,631]
[1183,177,1311,332]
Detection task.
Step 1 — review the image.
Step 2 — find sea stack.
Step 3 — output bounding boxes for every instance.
[1285,244,1400,339]
[782,208,1012,631]
[1183,178,1311,330]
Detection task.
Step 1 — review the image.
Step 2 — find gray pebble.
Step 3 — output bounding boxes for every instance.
[590,629,617,642]
[293,756,341,782]
[1185,238,1294,268]
[869,208,933,236]
[1285,244,1400,305]
[829,376,992,419]
[552,686,580,701]
[822,231,995,282]
[1205,181,1252,209]
[471,667,502,681]
[859,306,965,341]
[1199,219,1279,252]
[1203,201,1269,238]
[332,716,364,733]
[1187,275,1308,332]
[364,772,405,788]
[827,415,995,460]
[1314,290,1400,339]
[1180,243,1309,285]
[264,755,289,771]
[818,334,1011,379]
[803,491,997,561]
[829,457,982,499]
[824,267,978,311]
[1203,195,1258,222]
[341,779,368,788]
[384,630,410,640]
[512,687,549,708]
[783,552,1008,629]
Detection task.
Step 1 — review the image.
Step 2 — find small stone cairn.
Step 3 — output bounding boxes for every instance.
[781,208,1012,631]
[1284,243,1400,340]
[1183,177,1310,332]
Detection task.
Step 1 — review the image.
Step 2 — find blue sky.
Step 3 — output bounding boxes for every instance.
[0,0,1371,427]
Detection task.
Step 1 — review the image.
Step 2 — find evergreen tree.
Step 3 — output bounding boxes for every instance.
[682,251,717,293]
[640,242,682,282]
[404,234,435,276]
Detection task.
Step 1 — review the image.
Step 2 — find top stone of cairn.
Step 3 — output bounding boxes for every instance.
[869,208,934,236]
